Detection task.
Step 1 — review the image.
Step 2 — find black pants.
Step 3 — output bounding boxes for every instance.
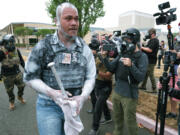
[90,88,97,111]
[92,80,112,131]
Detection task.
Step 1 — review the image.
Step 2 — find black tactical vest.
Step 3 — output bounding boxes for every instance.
[41,35,87,90]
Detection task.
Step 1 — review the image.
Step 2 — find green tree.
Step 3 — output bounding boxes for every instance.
[46,0,105,37]
[38,29,55,38]
[14,27,33,44]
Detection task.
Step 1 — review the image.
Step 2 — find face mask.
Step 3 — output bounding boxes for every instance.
[5,43,15,52]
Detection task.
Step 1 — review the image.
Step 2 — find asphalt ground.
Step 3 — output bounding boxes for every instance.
[0,48,153,135]
[0,83,153,135]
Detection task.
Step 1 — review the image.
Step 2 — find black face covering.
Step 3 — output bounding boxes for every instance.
[4,42,15,52]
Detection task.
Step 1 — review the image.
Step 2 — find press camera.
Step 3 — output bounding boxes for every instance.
[154,2,178,135]
[89,33,100,51]
[143,34,151,41]
[153,1,176,25]
[102,30,136,57]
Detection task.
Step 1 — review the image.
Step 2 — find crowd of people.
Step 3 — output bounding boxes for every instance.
[1,2,180,135]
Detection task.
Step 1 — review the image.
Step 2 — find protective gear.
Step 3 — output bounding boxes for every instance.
[1,48,21,76]
[89,33,100,51]
[122,28,140,44]
[3,34,16,52]
[41,35,87,90]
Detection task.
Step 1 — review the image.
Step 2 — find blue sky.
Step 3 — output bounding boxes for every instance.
[0,0,179,32]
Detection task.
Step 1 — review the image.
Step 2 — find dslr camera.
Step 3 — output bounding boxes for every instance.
[153,1,176,25]
[0,34,16,52]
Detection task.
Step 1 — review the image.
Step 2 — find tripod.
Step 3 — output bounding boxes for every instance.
[155,24,176,135]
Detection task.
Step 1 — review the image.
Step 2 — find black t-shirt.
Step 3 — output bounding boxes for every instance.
[144,38,159,64]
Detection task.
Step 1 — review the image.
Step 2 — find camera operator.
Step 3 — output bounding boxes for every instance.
[88,45,113,135]
[87,33,100,114]
[0,34,26,110]
[157,40,166,69]
[103,28,148,135]
[140,28,159,93]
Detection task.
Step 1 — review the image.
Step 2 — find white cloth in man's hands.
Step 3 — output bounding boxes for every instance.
[47,90,71,102]
[70,95,87,114]
[55,97,84,135]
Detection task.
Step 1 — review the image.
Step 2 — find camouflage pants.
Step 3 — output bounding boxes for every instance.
[112,92,138,135]
[2,72,25,103]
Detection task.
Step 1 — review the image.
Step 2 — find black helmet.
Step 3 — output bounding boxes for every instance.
[3,34,15,43]
[3,34,16,52]
[89,33,100,50]
[122,28,140,44]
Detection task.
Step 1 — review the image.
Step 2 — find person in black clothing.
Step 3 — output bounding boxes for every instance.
[87,34,100,114]
[140,28,159,93]
[88,46,113,135]
[157,40,166,69]
[101,28,148,135]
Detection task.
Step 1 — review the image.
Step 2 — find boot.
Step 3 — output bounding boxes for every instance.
[9,102,15,110]
[18,96,26,104]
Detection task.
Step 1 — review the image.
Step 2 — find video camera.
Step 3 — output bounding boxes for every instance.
[153,1,176,25]
[153,2,177,135]
[102,29,139,57]
[0,34,16,52]
[143,34,151,41]
[89,33,100,51]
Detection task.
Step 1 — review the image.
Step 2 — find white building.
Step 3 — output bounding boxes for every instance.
[105,10,167,44]
[118,10,155,32]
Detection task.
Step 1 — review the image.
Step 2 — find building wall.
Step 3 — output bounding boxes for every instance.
[0,22,56,45]
[24,23,55,29]
[118,11,154,32]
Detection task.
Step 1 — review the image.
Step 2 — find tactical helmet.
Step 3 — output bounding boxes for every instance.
[3,34,16,52]
[89,33,100,50]
[122,28,140,44]
[3,34,15,44]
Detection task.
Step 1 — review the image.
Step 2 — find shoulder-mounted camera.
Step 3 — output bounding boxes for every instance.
[153,1,176,25]
[89,33,100,51]
[102,28,140,57]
